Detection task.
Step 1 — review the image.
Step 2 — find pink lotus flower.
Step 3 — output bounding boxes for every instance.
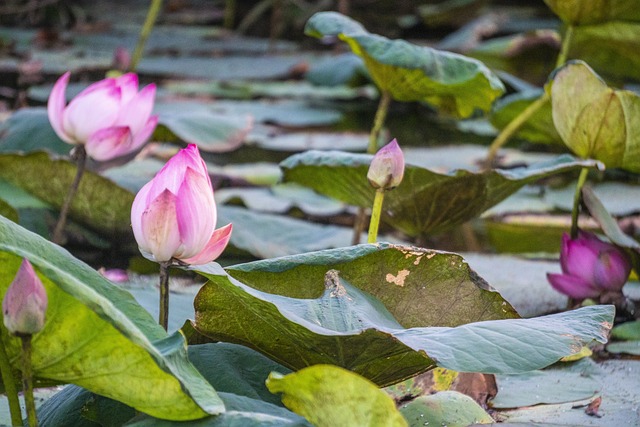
[367,138,405,190]
[47,72,158,161]
[547,231,631,300]
[2,259,48,336]
[131,144,232,264]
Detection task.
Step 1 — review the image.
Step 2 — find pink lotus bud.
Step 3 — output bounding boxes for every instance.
[47,72,158,161]
[547,231,631,300]
[367,139,405,190]
[2,259,48,336]
[131,144,232,265]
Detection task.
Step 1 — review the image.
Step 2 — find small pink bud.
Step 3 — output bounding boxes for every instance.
[2,259,48,336]
[47,71,158,161]
[547,231,631,300]
[367,139,405,190]
[131,144,232,265]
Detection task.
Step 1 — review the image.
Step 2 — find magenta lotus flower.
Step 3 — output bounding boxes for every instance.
[47,71,158,161]
[131,144,232,265]
[2,259,48,336]
[547,231,631,300]
[367,138,405,190]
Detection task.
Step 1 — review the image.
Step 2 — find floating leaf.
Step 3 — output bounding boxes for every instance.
[0,108,69,155]
[154,103,253,153]
[491,358,602,408]
[0,152,134,237]
[305,12,505,118]
[549,61,640,172]
[606,341,640,356]
[281,150,597,237]
[193,247,612,385]
[266,365,408,427]
[400,391,493,426]
[490,89,562,145]
[0,216,223,420]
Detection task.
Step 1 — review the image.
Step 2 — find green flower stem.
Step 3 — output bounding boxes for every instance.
[129,0,163,72]
[158,262,171,331]
[571,167,590,239]
[485,92,549,167]
[367,189,385,243]
[21,335,37,427]
[353,90,392,244]
[0,339,22,426]
[52,145,87,245]
[224,0,236,29]
[368,90,392,154]
[556,25,574,68]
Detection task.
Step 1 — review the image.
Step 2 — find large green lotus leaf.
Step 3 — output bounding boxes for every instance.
[221,244,517,326]
[0,108,70,155]
[0,152,134,237]
[280,150,597,237]
[192,253,613,385]
[266,365,408,427]
[549,61,640,171]
[304,12,505,118]
[400,391,493,426]
[154,103,253,153]
[0,216,223,420]
[543,0,640,24]
[37,343,309,426]
[490,89,562,145]
[570,21,640,81]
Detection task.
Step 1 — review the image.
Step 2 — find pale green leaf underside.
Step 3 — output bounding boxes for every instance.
[0,216,223,420]
[305,12,505,118]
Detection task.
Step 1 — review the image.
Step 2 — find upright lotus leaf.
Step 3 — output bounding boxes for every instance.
[0,108,69,155]
[549,61,640,172]
[281,150,598,237]
[490,89,562,145]
[305,12,505,118]
[266,365,408,427]
[0,216,223,420]
[0,152,134,237]
[543,0,640,25]
[193,261,613,386]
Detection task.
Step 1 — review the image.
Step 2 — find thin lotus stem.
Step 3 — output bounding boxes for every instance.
[353,90,392,244]
[485,92,550,167]
[368,90,392,154]
[0,339,22,426]
[224,0,236,29]
[21,335,37,427]
[158,262,171,331]
[129,0,163,72]
[555,24,574,68]
[367,189,385,243]
[52,145,87,245]
[571,167,590,239]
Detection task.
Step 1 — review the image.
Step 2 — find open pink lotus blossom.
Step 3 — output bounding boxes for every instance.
[547,231,631,300]
[367,138,405,190]
[131,144,232,264]
[47,71,158,161]
[2,259,48,336]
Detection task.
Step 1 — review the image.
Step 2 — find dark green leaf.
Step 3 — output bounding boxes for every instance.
[0,152,135,237]
[281,150,597,237]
